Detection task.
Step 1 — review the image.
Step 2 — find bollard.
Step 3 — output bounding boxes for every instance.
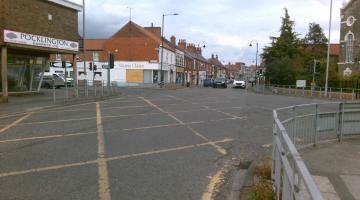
[319,87,322,97]
[329,88,332,99]
[352,89,355,101]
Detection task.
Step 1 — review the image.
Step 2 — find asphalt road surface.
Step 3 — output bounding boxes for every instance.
[0,87,322,200]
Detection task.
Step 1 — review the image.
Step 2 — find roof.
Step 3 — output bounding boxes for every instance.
[47,0,83,11]
[110,21,174,51]
[330,44,339,56]
[85,39,106,50]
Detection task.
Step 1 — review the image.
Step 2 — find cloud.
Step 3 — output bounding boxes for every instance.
[71,0,343,65]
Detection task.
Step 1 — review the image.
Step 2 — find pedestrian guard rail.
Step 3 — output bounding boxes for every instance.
[272,102,360,200]
[254,84,360,100]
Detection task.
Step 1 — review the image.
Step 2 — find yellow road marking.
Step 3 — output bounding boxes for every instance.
[186,126,227,155]
[0,118,242,144]
[0,131,96,144]
[0,113,32,134]
[201,166,229,200]
[0,160,98,178]
[17,117,96,126]
[106,138,233,162]
[0,139,233,178]
[101,105,150,110]
[140,97,228,155]
[96,102,111,200]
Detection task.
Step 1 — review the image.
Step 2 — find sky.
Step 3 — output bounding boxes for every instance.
[70,0,348,66]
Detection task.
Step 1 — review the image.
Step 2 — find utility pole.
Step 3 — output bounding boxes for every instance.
[325,0,333,97]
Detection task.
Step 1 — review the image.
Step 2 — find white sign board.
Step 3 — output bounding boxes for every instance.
[4,30,79,51]
[296,80,306,88]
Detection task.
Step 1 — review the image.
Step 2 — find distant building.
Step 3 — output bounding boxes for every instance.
[338,0,360,77]
[225,62,245,78]
[0,0,82,102]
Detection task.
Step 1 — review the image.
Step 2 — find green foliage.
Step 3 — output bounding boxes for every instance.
[262,10,338,86]
[248,157,275,200]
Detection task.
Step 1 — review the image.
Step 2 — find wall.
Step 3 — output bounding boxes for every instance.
[1,0,80,43]
[339,0,360,75]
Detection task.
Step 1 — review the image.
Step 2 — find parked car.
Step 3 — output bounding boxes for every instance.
[203,79,213,87]
[212,78,227,88]
[41,74,65,89]
[233,79,246,89]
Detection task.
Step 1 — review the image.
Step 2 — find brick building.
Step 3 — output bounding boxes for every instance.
[225,62,245,78]
[338,0,360,77]
[0,0,82,102]
[62,21,177,84]
[208,54,225,78]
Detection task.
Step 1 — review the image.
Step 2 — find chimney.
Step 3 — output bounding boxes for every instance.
[170,35,176,46]
[216,54,218,60]
[211,54,214,59]
[178,39,186,49]
[144,25,161,37]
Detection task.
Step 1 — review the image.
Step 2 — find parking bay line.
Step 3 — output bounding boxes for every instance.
[0,139,233,178]
[140,97,228,155]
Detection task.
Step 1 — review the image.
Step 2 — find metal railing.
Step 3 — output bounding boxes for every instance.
[272,102,360,200]
[254,84,360,100]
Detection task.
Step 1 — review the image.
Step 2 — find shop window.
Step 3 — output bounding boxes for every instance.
[346,33,354,63]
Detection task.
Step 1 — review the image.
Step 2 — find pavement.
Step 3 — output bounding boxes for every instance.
[302,138,360,200]
[0,87,323,200]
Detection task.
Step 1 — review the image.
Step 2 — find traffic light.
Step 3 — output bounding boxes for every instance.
[62,61,66,68]
[109,53,114,69]
[89,62,93,71]
[259,69,263,76]
[93,65,97,71]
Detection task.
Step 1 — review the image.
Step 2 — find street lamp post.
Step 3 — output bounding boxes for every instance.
[325,0,333,97]
[249,40,259,85]
[160,13,178,88]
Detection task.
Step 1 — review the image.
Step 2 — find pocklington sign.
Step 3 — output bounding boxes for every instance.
[4,30,79,51]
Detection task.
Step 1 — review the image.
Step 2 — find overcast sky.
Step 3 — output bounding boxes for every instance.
[70,0,347,65]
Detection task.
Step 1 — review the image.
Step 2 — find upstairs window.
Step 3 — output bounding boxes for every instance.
[93,52,100,62]
[346,33,354,63]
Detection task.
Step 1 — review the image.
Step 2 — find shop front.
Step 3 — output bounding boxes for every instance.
[0,0,82,102]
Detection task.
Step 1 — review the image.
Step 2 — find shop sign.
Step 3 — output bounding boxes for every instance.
[4,30,79,51]
[119,63,145,69]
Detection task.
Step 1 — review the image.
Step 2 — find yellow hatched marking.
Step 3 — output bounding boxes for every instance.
[0,113,32,134]
[96,102,111,200]
[0,139,233,178]
[140,97,228,155]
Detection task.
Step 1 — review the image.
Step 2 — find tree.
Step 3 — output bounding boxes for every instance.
[262,8,299,85]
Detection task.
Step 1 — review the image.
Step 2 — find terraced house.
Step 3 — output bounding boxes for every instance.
[339,0,360,77]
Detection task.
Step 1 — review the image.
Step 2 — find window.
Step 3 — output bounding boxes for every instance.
[347,16,356,26]
[346,33,354,63]
[55,54,61,61]
[93,52,100,62]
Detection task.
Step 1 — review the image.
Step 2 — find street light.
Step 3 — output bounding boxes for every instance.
[325,0,333,97]
[160,13,179,88]
[249,40,259,84]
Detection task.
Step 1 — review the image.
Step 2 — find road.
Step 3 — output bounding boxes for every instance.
[0,87,321,200]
